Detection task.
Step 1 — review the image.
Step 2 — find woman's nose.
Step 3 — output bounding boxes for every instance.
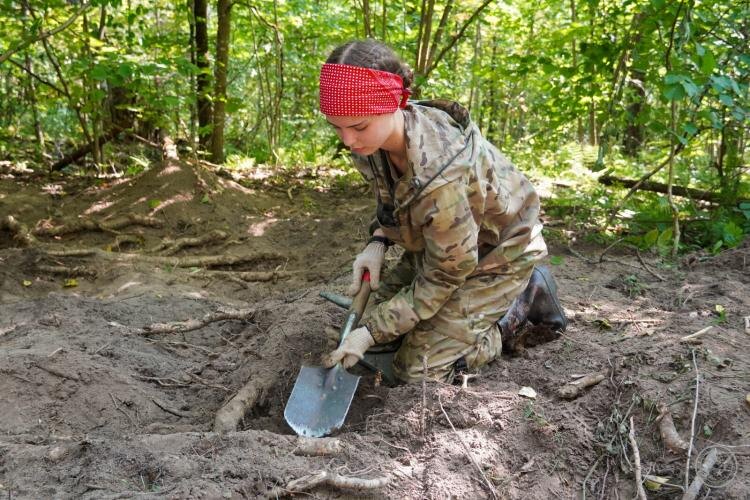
[339,129,356,146]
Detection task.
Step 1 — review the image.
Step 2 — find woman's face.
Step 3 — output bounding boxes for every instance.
[325,112,401,156]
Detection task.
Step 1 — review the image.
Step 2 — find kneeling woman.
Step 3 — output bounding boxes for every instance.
[320,40,563,383]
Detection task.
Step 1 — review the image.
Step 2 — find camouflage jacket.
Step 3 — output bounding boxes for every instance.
[351,100,546,344]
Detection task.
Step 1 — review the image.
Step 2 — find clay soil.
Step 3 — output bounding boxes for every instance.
[1,160,749,499]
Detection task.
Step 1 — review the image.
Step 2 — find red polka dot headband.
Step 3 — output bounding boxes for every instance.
[319,63,411,116]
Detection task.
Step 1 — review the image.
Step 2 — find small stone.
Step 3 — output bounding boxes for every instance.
[518,386,537,399]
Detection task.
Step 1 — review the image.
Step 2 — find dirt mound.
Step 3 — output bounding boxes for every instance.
[1,168,749,498]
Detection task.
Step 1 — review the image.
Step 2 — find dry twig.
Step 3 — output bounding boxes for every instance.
[628,417,647,500]
[437,392,498,500]
[685,350,701,491]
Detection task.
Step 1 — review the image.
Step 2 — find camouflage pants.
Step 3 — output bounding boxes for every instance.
[366,249,540,383]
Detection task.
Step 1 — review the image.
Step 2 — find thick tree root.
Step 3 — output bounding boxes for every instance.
[44,247,283,268]
[33,214,163,237]
[138,307,256,335]
[214,373,277,433]
[267,471,390,498]
[1,215,37,247]
[656,405,689,454]
[292,437,342,456]
[558,371,607,399]
[148,229,228,255]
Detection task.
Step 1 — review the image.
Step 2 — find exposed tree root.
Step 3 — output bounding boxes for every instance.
[138,307,256,335]
[267,470,390,498]
[33,214,163,237]
[1,215,37,247]
[214,373,277,433]
[202,269,293,283]
[292,437,342,456]
[656,405,689,454]
[36,264,97,278]
[682,447,718,500]
[558,371,607,399]
[148,229,229,255]
[44,247,283,268]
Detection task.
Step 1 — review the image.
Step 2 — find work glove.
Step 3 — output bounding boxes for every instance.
[322,326,375,369]
[347,241,385,295]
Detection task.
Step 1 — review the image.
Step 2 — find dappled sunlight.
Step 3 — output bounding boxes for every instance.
[41,184,65,196]
[247,216,278,236]
[158,164,182,176]
[148,193,193,214]
[84,200,114,215]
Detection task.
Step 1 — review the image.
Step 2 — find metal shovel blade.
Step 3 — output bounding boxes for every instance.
[284,364,361,437]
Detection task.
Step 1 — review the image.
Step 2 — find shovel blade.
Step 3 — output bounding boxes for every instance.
[284,365,360,437]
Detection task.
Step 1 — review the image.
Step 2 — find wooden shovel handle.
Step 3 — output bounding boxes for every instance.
[350,270,371,324]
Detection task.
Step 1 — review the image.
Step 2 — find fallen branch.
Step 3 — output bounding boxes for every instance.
[1,215,37,247]
[599,174,742,204]
[656,405,689,454]
[138,307,256,335]
[628,417,647,500]
[267,470,389,498]
[292,437,342,456]
[558,371,607,399]
[682,447,718,500]
[214,374,277,432]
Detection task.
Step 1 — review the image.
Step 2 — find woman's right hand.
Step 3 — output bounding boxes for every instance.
[348,241,385,295]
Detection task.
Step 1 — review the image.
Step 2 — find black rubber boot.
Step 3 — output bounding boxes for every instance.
[498,266,566,351]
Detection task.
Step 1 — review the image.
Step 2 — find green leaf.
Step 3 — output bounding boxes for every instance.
[643,229,659,247]
[682,123,698,136]
[90,65,110,81]
[148,199,161,209]
[700,50,716,74]
[719,94,734,106]
[664,73,685,85]
[657,228,673,248]
[549,255,564,265]
[681,80,699,97]
[663,84,685,101]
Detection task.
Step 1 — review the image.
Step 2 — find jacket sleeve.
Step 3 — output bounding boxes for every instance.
[365,181,479,343]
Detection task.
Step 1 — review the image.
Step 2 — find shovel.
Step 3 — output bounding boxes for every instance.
[284,271,372,437]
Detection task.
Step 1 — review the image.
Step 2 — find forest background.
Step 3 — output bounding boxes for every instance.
[0,0,748,254]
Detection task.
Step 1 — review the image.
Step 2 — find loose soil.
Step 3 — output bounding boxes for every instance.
[1,160,748,499]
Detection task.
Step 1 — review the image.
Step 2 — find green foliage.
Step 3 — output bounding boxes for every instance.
[0,0,746,253]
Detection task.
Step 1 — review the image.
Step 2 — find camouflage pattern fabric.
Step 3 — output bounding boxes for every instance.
[351,100,547,382]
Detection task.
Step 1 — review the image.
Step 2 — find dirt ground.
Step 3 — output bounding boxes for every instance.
[1,159,749,499]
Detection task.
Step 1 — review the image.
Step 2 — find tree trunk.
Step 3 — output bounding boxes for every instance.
[194,0,212,152]
[210,0,232,164]
[571,0,584,144]
[623,68,645,156]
